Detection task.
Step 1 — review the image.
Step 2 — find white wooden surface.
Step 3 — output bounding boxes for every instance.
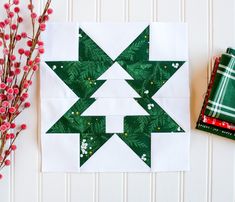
[0,0,235,201]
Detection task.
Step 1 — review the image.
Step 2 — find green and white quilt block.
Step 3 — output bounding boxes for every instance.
[40,23,190,172]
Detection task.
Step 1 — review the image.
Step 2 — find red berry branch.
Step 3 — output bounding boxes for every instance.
[0,0,52,180]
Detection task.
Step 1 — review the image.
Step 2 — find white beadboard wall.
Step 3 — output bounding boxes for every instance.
[0,0,235,202]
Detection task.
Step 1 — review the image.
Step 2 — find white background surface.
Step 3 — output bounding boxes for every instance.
[0,0,235,202]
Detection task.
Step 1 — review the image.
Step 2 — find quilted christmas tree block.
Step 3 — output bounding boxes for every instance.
[40,23,190,172]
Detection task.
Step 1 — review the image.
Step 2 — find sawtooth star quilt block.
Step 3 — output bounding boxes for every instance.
[40,23,190,172]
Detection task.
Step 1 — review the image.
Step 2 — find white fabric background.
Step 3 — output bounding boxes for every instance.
[0,0,234,201]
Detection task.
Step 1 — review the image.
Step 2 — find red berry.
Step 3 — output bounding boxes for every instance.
[0,174,3,180]
[4,3,10,10]
[0,83,6,89]
[4,34,10,40]
[6,134,10,140]
[11,123,16,128]
[22,93,28,99]
[23,66,29,72]
[0,22,5,29]
[16,35,22,41]
[14,68,21,75]
[4,160,11,166]
[28,4,34,10]
[35,57,40,63]
[13,0,20,5]
[43,15,49,21]
[8,12,14,18]
[18,48,24,55]
[0,107,6,114]
[24,50,30,57]
[20,97,25,102]
[21,124,27,130]
[5,150,11,156]
[6,77,13,83]
[10,55,16,61]
[31,13,37,19]
[27,40,33,47]
[11,24,17,30]
[17,17,23,23]
[39,23,46,31]
[13,87,19,94]
[14,7,20,13]
[39,47,45,54]
[47,8,53,14]
[23,82,29,89]
[21,32,27,38]
[7,88,14,94]
[4,19,10,25]
[10,133,15,139]
[0,124,6,132]
[11,145,17,151]
[2,101,9,107]
[9,107,16,114]
[38,41,44,46]
[28,60,33,66]
[24,102,31,108]
[32,65,38,71]
[28,80,33,85]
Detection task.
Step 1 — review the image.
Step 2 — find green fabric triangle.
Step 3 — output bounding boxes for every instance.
[124,98,184,133]
[115,26,149,61]
[80,133,112,166]
[47,99,106,133]
[118,133,151,167]
[121,61,185,97]
[45,61,112,98]
[79,28,113,63]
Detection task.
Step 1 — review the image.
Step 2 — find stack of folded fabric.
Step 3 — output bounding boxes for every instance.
[196,47,235,140]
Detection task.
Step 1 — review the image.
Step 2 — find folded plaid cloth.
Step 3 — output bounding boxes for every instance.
[204,49,235,124]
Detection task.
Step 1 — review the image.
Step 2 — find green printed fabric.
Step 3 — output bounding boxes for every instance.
[204,51,235,123]
[46,26,186,167]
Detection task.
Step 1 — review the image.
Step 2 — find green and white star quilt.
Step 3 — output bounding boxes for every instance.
[40,23,190,172]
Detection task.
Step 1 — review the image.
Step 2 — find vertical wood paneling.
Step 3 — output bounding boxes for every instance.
[42,174,67,202]
[73,0,96,21]
[212,137,234,202]
[127,173,151,202]
[0,166,10,202]
[157,0,181,22]
[155,173,180,202]
[129,0,152,21]
[100,0,125,21]
[70,174,94,202]
[184,0,209,201]
[98,174,123,202]
[212,0,235,55]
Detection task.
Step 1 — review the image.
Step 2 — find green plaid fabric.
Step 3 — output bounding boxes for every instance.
[204,49,235,123]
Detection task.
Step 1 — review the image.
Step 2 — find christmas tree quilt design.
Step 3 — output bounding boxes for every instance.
[45,25,185,168]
